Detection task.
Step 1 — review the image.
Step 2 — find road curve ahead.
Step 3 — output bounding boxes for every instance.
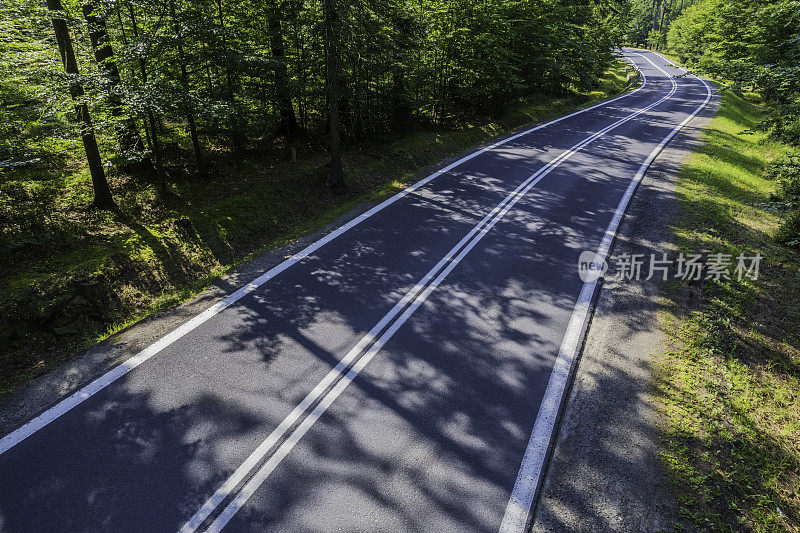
[0,50,711,533]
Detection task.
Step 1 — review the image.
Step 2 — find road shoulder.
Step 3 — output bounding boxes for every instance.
[531,85,720,532]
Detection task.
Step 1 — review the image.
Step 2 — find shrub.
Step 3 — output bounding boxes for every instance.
[767,154,800,246]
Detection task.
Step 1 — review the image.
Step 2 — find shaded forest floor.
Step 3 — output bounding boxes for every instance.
[0,62,631,397]
[656,89,800,530]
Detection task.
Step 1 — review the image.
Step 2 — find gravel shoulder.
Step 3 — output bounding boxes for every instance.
[531,84,720,532]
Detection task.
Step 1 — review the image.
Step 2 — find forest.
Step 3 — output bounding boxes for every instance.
[629,0,800,240]
[628,0,800,146]
[0,0,629,387]
[3,0,800,417]
[2,0,800,378]
[3,0,625,204]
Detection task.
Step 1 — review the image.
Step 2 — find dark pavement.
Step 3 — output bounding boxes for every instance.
[0,50,711,533]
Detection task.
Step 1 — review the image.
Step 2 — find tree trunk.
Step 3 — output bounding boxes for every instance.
[47,0,115,209]
[660,0,673,33]
[657,0,672,50]
[291,6,308,130]
[83,0,151,171]
[128,3,165,187]
[170,0,203,168]
[267,3,299,139]
[215,0,243,153]
[390,10,412,132]
[324,0,343,192]
[652,0,661,30]
[651,0,661,49]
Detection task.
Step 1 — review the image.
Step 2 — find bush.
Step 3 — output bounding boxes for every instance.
[767,154,800,246]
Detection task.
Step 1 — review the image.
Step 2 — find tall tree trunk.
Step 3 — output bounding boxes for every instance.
[47,0,115,209]
[170,0,203,168]
[291,4,308,130]
[82,0,151,171]
[649,0,663,49]
[390,10,412,132]
[660,0,673,34]
[652,0,661,30]
[215,0,242,153]
[657,0,672,49]
[267,2,298,139]
[128,4,165,187]
[323,0,343,191]
[114,0,150,155]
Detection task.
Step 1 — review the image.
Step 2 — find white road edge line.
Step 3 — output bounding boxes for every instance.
[497,51,713,533]
[181,52,675,533]
[0,53,648,458]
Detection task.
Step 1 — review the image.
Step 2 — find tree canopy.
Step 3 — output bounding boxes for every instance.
[3,0,629,206]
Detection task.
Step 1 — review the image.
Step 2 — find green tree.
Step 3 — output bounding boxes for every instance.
[46,0,115,209]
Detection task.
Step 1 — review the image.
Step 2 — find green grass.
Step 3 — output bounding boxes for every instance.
[656,89,800,531]
[0,60,633,397]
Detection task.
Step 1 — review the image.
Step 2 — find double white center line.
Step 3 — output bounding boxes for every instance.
[180,52,677,532]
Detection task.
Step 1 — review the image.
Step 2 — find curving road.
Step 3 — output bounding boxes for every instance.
[0,49,711,533]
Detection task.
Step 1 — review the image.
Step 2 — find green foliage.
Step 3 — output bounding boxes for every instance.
[667,0,800,147]
[766,155,800,246]
[767,155,800,204]
[625,0,655,45]
[1,0,626,274]
[3,0,625,177]
[625,0,684,49]
[663,0,800,245]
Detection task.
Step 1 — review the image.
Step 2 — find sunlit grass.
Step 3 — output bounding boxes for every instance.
[657,89,800,531]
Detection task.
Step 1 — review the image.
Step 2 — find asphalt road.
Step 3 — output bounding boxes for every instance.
[0,50,711,533]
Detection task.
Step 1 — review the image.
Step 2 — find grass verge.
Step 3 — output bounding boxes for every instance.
[656,88,800,531]
[0,60,632,397]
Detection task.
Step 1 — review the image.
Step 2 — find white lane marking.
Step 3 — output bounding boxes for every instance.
[0,59,649,458]
[181,53,677,533]
[179,174,543,532]
[498,51,713,533]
